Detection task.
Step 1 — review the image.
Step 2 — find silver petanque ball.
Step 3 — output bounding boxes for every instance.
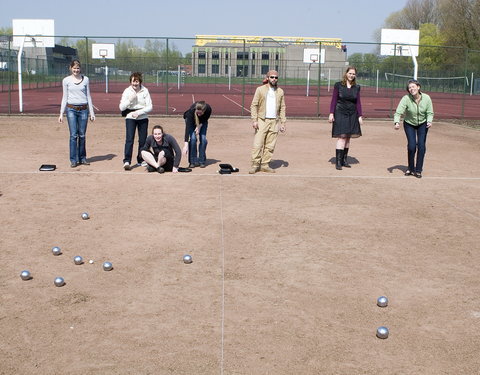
[183,254,193,264]
[20,270,32,280]
[376,326,389,339]
[54,277,65,287]
[52,246,62,256]
[81,212,90,220]
[73,256,84,265]
[377,296,389,307]
[103,261,113,271]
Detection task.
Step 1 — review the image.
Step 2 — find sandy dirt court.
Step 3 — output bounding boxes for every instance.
[1,115,479,374]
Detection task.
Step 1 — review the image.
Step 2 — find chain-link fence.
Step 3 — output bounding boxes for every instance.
[1,36,479,118]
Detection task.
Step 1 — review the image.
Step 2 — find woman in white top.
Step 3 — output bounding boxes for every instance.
[58,60,95,168]
[119,72,153,170]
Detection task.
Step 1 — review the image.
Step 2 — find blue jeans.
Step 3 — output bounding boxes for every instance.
[124,118,148,164]
[403,121,429,173]
[188,123,208,164]
[66,106,89,163]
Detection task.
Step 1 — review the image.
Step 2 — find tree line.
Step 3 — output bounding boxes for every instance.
[2,0,479,77]
[57,38,189,74]
[0,27,190,74]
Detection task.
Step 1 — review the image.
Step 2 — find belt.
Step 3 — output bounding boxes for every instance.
[67,104,88,110]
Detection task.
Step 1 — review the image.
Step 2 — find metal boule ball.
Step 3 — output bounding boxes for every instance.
[183,254,193,264]
[20,270,32,280]
[54,277,65,287]
[376,326,389,339]
[103,261,113,271]
[377,296,389,307]
[73,256,84,265]
[52,246,62,256]
[81,212,90,220]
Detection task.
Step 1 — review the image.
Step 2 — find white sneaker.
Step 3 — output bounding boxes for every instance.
[123,162,131,170]
[141,161,147,167]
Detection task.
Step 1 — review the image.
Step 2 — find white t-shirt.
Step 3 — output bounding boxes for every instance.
[265,87,277,119]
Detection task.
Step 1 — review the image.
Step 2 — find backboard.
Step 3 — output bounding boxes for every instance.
[12,19,55,48]
[303,48,325,64]
[380,29,419,57]
[92,43,116,59]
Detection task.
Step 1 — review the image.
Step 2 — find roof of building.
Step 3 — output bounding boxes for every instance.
[195,35,342,48]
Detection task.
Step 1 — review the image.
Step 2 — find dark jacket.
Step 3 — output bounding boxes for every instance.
[142,134,182,168]
[183,102,212,142]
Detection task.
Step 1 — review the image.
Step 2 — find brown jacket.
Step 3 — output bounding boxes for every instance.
[250,84,286,124]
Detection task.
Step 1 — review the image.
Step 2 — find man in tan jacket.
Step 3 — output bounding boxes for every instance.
[249,70,287,174]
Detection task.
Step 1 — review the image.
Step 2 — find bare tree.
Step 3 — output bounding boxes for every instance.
[384,0,440,29]
[404,0,439,27]
[0,27,13,35]
[384,10,412,29]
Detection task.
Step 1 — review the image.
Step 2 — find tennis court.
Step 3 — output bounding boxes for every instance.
[1,115,479,374]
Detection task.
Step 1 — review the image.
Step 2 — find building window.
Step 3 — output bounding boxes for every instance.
[275,53,279,60]
[225,52,229,59]
[198,51,206,59]
[212,51,219,59]
[261,65,269,75]
[212,64,219,74]
[251,52,256,60]
[236,66,248,77]
[225,65,230,75]
[237,51,248,60]
[262,52,269,60]
[198,64,206,74]
[251,65,256,75]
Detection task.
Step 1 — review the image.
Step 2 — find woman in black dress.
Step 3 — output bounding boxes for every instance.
[328,66,363,170]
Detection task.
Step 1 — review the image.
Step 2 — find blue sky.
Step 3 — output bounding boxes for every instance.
[1,0,408,54]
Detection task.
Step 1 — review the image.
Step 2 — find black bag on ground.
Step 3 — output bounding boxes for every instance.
[39,164,56,171]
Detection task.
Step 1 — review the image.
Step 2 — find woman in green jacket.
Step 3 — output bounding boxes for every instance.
[394,79,434,178]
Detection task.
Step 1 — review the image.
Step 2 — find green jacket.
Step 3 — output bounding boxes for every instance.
[394,92,434,126]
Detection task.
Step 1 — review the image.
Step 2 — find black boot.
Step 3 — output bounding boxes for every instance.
[343,148,351,168]
[335,149,344,170]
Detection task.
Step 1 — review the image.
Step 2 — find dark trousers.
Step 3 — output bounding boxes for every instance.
[403,121,429,173]
[124,118,148,164]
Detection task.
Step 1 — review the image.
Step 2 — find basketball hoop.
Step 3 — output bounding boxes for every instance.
[92,44,116,94]
[92,44,115,60]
